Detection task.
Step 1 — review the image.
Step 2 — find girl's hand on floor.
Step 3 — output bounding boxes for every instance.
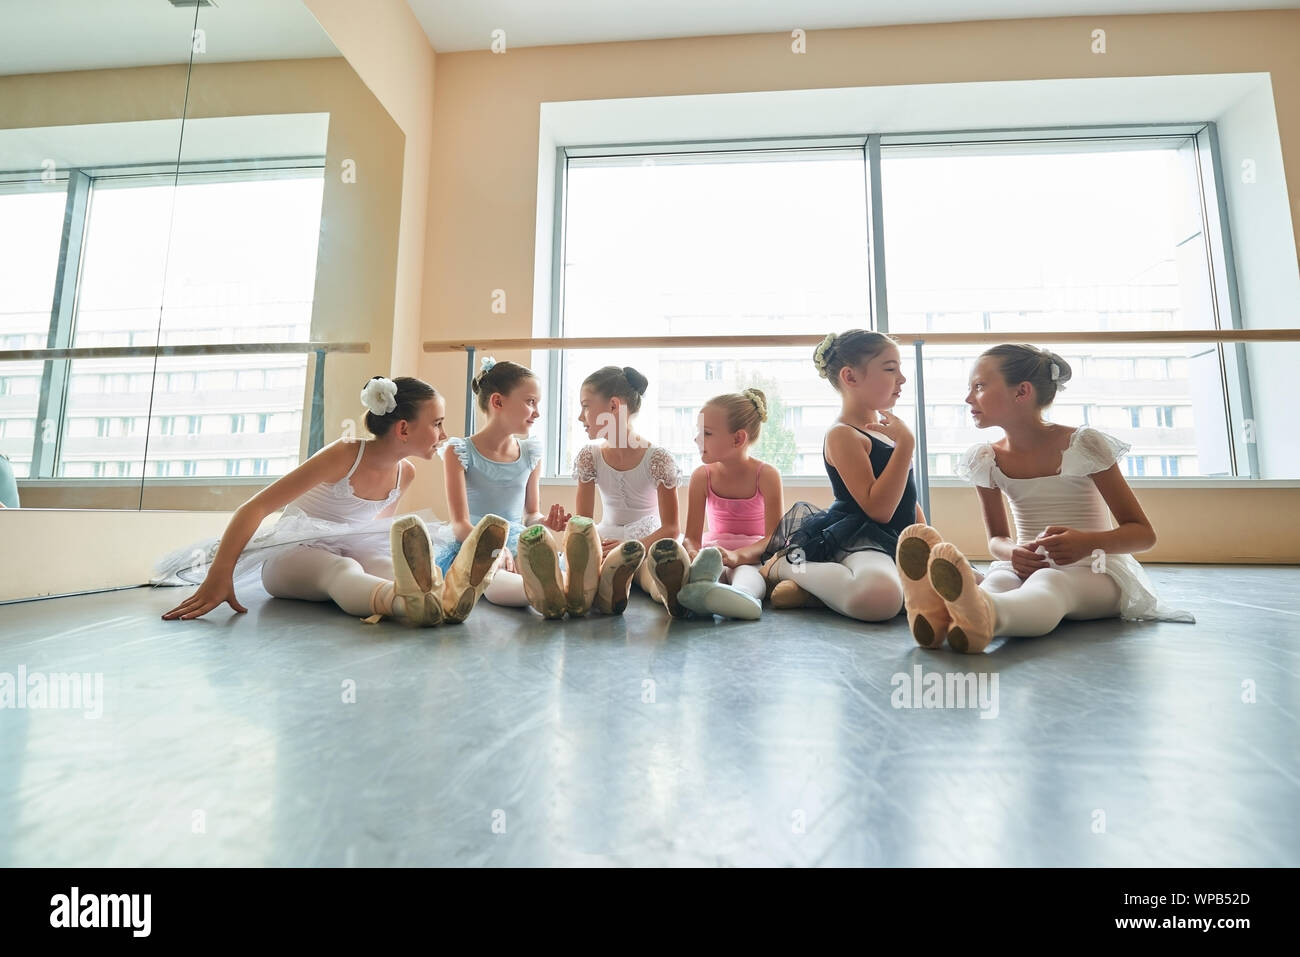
[601,538,621,557]
[497,549,516,574]
[1010,545,1051,580]
[162,575,247,620]
[1032,526,1093,566]
[719,548,742,567]
[544,503,571,531]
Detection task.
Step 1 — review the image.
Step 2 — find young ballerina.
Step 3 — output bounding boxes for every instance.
[760,331,923,623]
[535,365,677,615]
[441,356,607,619]
[669,388,785,621]
[158,376,506,626]
[896,343,1195,654]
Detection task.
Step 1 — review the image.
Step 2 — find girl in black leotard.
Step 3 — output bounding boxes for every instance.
[760,330,925,622]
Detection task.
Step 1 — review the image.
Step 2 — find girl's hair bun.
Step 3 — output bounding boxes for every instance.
[742,387,768,423]
[622,366,648,395]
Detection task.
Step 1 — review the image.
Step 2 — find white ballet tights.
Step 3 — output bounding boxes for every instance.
[718,564,767,601]
[484,569,529,607]
[773,550,904,622]
[980,566,1121,636]
[261,545,397,618]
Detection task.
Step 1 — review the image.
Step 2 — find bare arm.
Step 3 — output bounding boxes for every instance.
[163,442,351,619]
[443,445,473,542]
[827,425,915,525]
[637,481,682,550]
[522,463,544,527]
[574,479,596,519]
[1087,466,1157,552]
[682,467,708,558]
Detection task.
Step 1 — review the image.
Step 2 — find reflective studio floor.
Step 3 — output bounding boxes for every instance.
[1,564,1296,867]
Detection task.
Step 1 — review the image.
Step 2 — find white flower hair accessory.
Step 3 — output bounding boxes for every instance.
[480,355,497,375]
[1050,362,1060,381]
[813,333,837,379]
[360,377,398,416]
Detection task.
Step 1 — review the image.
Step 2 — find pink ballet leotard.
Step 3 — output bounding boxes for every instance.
[702,466,768,551]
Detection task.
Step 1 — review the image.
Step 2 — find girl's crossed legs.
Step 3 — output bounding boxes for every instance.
[770,549,904,622]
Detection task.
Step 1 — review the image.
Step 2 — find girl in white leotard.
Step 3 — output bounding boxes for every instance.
[156,376,500,626]
[896,344,1194,654]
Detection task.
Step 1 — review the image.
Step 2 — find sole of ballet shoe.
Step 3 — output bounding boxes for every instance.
[769,579,823,610]
[442,514,509,623]
[400,592,444,627]
[648,539,691,619]
[516,524,567,620]
[596,540,645,615]
[688,546,723,585]
[896,524,951,649]
[928,542,995,654]
[678,581,763,621]
[390,515,435,595]
[562,516,601,617]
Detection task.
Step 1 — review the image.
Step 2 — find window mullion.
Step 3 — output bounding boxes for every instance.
[31,168,92,478]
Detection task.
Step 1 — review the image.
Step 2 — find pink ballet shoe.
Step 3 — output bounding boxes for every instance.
[928,542,996,654]
[895,524,950,648]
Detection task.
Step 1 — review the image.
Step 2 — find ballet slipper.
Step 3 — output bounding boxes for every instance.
[928,542,996,654]
[647,539,691,619]
[562,516,602,617]
[441,514,510,623]
[678,581,763,621]
[769,580,824,610]
[895,524,951,649]
[388,516,444,626]
[759,551,785,599]
[688,546,723,584]
[595,540,645,615]
[516,524,567,620]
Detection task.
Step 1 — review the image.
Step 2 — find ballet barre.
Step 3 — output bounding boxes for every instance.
[0,341,370,466]
[424,329,1300,522]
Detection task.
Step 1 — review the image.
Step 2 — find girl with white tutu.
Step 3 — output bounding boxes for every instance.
[546,365,680,615]
[896,344,1195,654]
[157,376,506,626]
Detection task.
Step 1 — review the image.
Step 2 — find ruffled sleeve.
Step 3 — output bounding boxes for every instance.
[572,444,598,483]
[522,434,545,472]
[955,443,997,488]
[1064,427,1130,476]
[647,446,681,489]
[437,436,472,472]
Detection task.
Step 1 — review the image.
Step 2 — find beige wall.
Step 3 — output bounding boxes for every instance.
[304,0,436,379]
[416,9,1300,563]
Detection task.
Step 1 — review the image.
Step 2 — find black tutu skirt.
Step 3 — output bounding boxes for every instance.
[761,500,902,565]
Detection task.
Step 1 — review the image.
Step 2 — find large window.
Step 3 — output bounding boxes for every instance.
[552,130,1243,479]
[2,164,323,480]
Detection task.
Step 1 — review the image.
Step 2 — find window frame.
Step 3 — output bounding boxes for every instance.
[547,123,1250,487]
[7,155,325,482]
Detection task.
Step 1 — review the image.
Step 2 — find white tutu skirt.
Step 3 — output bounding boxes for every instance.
[151,506,455,589]
[984,551,1195,623]
[596,514,662,543]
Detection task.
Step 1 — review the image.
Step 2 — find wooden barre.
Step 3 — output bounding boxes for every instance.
[424,330,1300,351]
[0,342,371,362]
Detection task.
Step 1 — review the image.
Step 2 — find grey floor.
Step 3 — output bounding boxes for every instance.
[1,564,1296,867]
